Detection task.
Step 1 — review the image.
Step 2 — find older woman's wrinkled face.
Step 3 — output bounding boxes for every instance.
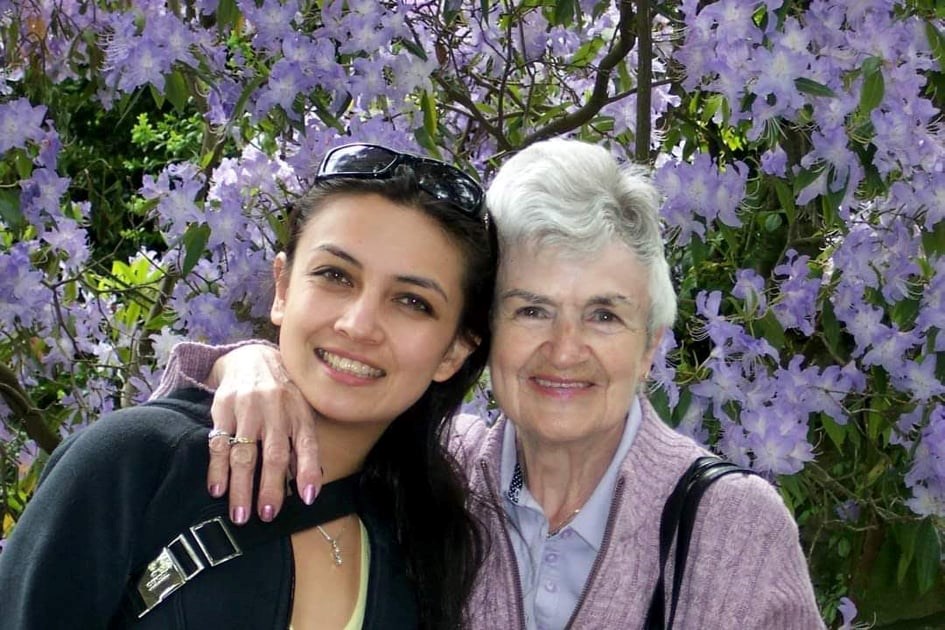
[489,241,662,448]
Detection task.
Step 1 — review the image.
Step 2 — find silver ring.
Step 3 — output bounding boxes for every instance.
[208,428,232,441]
[228,436,257,446]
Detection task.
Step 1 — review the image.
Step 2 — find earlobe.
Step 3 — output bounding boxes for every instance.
[432,335,477,383]
[642,327,665,376]
[270,253,289,326]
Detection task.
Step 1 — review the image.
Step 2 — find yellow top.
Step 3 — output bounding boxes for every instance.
[343,518,370,630]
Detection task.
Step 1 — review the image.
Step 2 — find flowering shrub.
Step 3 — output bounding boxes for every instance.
[1,0,943,625]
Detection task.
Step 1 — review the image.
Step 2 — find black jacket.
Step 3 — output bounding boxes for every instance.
[0,388,418,629]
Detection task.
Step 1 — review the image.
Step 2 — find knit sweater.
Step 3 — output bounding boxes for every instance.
[451,404,825,629]
[152,342,825,629]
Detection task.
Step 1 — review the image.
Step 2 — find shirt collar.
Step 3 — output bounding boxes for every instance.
[499,397,643,551]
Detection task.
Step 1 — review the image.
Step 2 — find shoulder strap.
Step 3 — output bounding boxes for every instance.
[127,472,360,619]
[644,456,756,630]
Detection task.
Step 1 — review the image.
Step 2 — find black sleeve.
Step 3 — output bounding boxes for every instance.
[0,405,208,629]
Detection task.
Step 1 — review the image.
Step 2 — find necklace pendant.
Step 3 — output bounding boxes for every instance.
[330,540,343,566]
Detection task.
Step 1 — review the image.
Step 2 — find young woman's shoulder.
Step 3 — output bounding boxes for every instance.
[50,388,214,474]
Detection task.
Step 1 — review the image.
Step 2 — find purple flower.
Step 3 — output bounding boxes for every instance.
[835,501,860,523]
[895,357,945,403]
[837,597,858,630]
[0,98,47,154]
[19,168,71,224]
[772,249,821,336]
[743,403,815,475]
[860,323,922,375]
[690,359,748,415]
[732,268,767,315]
[650,331,679,408]
[760,146,788,177]
[39,217,91,270]
[903,405,945,517]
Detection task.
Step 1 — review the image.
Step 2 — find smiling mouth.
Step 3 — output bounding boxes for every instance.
[532,377,592,390]
[317,349,386,378]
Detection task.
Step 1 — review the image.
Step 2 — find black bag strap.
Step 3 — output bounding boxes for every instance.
[644,456,756,630]
[127,472,360,618]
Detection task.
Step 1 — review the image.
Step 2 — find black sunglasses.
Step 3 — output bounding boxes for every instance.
[316,143,485,218]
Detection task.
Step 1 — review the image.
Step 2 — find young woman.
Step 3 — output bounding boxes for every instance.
[0,144,497,629]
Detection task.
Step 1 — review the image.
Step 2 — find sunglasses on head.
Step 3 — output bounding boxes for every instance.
[316,143,485,218]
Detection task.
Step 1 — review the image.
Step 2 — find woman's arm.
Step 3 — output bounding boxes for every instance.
[154,341,321,524]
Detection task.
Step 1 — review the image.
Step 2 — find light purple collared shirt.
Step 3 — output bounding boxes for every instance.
[499,397,642,630]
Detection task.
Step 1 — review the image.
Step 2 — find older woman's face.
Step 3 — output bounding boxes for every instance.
[489,241,662,447]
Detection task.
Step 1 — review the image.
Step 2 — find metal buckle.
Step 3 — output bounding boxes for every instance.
[135,534,205,618]
[191,516,242,566]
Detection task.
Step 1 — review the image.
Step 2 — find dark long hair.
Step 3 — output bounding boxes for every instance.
[283,167,496,629]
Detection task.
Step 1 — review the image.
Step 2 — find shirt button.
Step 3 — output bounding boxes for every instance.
[561,529,573,539]
[545,552,558,564]
[545,580,557,593]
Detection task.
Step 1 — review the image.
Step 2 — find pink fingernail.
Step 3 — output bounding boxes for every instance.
[209,484,222,498]
[302,484,317,505]
[261,505,275,522]
[232,506,247,525]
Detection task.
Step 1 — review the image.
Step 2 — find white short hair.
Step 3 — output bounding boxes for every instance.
[486,138,677,336]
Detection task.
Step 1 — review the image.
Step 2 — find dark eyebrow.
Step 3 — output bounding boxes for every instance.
[315,244,449,302]
[395,274,449,302]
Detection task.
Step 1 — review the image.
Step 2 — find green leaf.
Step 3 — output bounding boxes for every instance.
[399,37,429,62]
[0,188,23,230]
[794,77,837,98]
[914,519,941,594]
[648,386,670,424]
[820,413,846,450]
[773,179,796,225]
[864,458,887,486]
[922,219,945,257]
[757,309,786,351]
[792,165,823,195]
[421,90,438,140]
[821,300,842,359]
[164,69,189,113]
[894,521,919,586]
[149,84,165,109]
[552,0,577,25]
[890,297,920,329]
[859,58,885,113]
[217,0,239,32]
[181,223,211,277]
[925,22,945,72]
[763,213,783,233]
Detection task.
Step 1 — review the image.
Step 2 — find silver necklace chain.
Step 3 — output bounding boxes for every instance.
[316,523,347,566]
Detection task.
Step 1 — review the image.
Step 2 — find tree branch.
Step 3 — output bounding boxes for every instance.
[0,363,61,454]
[520,0,637,147]
[635,0,652,163]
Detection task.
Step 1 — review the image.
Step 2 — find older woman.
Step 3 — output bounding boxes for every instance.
[153,139,824,628]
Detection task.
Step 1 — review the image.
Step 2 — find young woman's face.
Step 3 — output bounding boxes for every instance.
[271,193,474,427]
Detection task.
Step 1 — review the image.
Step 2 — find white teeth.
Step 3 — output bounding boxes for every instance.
[317,350,384,378]
[534,378,588,389]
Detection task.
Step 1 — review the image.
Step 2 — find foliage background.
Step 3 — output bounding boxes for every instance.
[1,1,944,627]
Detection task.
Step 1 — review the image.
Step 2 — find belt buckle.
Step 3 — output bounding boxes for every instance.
[191,516,242,566]
[135,534,204,618]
